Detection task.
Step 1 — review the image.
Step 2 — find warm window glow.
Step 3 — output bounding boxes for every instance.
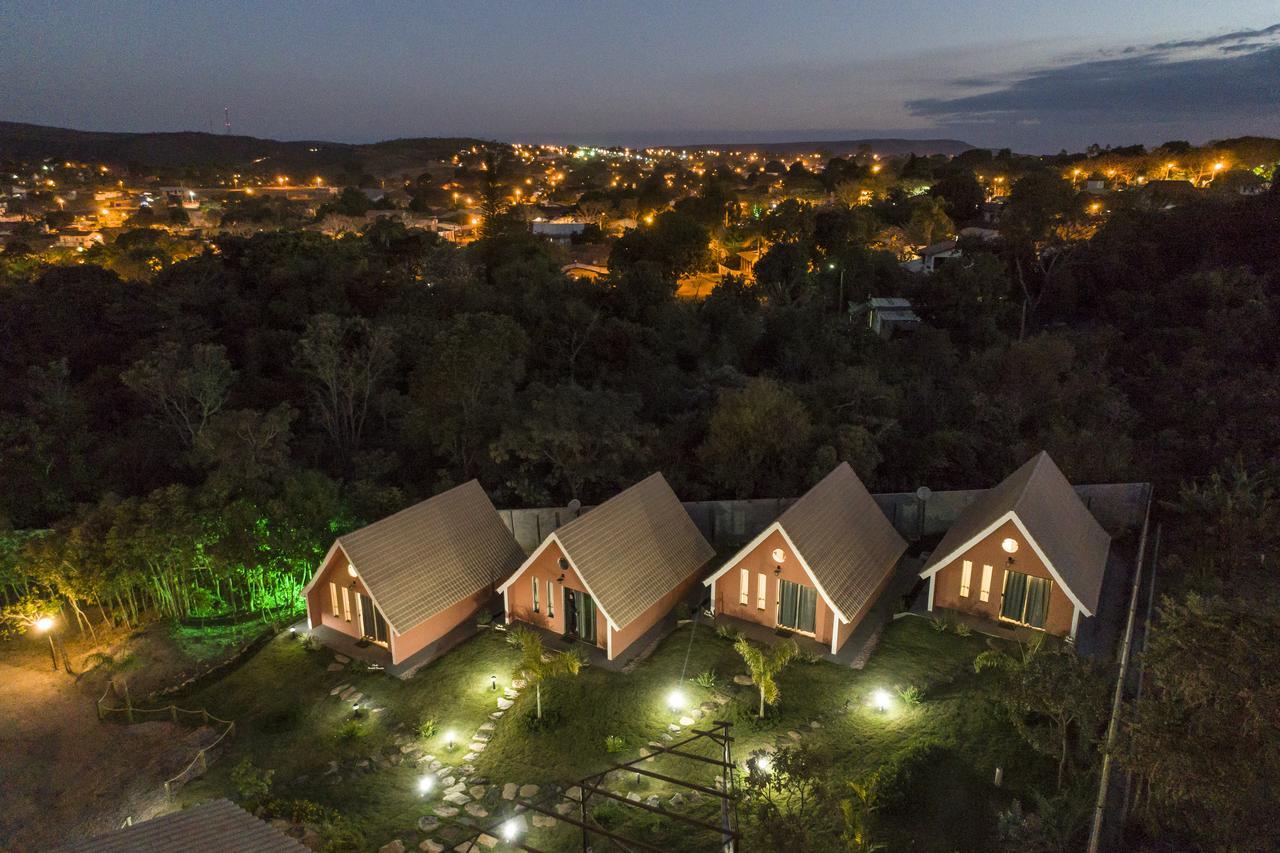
[739,568,749,605]
[980,564,994,602]
[960,561,972,597]
[1001,538,1019,554]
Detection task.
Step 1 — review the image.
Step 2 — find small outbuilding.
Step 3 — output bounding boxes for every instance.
[703,463,908,654]
[917,451,1111,640]
[58,798,308,852]
[302,480,525,668]
[498,473,715,662]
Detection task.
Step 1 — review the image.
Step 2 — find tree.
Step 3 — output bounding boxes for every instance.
[700,378,813,498]
[506,625,583,721]
[906,196,953,246]
[1117,593,1280,852]
[408,313,527,481]
[753,242,811,305]
[930,171,984,221]
[741,745,834,850]
[840,778,887,853]
[975,637,1108,789]
[294,314,396,469]
[734,636,799,718]
[608,210,710,283]
[122,342,236,448]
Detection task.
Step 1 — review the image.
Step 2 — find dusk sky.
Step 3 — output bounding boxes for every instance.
[4,1,1278,152]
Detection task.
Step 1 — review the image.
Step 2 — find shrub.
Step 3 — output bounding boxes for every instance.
[897,685,923,707]
[301,633,320,651]
[869,741,947,813]
[336,719,365,742]
[674,602,693,621]
[797,648,824,665]
[83,651,114,670]
[954,621,973,637]
[346,658,370,674]
[417,716,439,740]
[231,758,274,802]
[476,610,494,626]
[604,735,626,753]
[929,615,952,633]
[690,669,718,689]
[715,623,741,642]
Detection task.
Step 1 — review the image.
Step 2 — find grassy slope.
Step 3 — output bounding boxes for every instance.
[178,618,1052,851]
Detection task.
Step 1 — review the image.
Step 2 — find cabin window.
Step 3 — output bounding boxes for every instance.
[532,576,540,613]
[980,564,994,602]
[756,573,767,610]
[329,581,339,616]
[739,568,749,605]
[1000,570,1051,629]
[547,581,555,617]
[777,579,818,634]
[341,586,352,622]
[959,561,972,597]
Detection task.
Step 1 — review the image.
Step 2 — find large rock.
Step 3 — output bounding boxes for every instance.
[670,793,687,808]
[787,730,802,742]
[511,678,528,689]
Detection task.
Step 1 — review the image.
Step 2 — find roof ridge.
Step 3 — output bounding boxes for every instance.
[339,479,480,543]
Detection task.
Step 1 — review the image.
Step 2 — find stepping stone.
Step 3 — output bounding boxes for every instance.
[712,693,731,705]
[565,786,582,801]
[502,783,519,800]
[733,675,753,685]
[511,678,528,689]
[463,752,478,762]
[418,816,440,832]
[661,733,673,741]
[468,742,486,753]
[496,698,514,710]
[330,684,351,696]
[678,716,695,726]
[700,701,717,711]
[626,793,641,803]
[472,732,490,742]
[667,724,681,733]
[476,835,498,849]
[532,814,557,828]
[810,720,822,729]
[469,785,488,799]
[340,687,357,700]
[442,791,471,806]
[419,841,444,853]
[691,708,704,719]
[335,654,351,664]
[348,692,363,705]
[433,805,459,818]
[787,730,802,742]
[645,796,660,808]
[428,760,442,771]
[478,722,495,732]
[488,711,504,720]
[464,802,489,818]
[638,747,653,762]
[379,841,405,853]
[440,776,457,788]
[326,663,345,672]
[444,781,467,794]
[503,688,519,699]
[670,793,687,808]
[400,745,418,754]
[518,784,539,798]
[557,801,578,815]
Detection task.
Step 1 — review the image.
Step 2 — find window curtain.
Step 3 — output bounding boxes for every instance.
[797,585,817,633]
[778,580,817,633]
[1001,571,1028,622]
[778,579,798,628]
[1024,576,1051,628]
[577,593,597,643]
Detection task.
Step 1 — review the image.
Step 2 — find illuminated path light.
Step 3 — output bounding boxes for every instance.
[417,775,434,795]
[872,689,891,713]
[666,688,685,711]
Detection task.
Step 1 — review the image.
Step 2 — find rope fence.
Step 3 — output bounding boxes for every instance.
[96,682,237,801]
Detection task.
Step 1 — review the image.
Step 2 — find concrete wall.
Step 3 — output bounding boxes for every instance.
[498,482,1149,554]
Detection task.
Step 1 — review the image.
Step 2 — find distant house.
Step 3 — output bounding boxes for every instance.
[561,262,609,281]
[1139,179,1198,210]
[703,463,907,654]
[58,798,307,853]
[917,451,1111,640]
[855,297,922,338]
[55,229,103,249]
[902,238,959,273]
[302,480,525,671]
[532,218,588,240]
[498,473,715,662]
[980,200,1006,225]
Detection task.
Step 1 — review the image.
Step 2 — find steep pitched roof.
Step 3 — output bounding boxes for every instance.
[310,480,524,634]
[774,463,908,621]
[60,799,308,853]
[919,451,1111,614]
[549,473,715,629]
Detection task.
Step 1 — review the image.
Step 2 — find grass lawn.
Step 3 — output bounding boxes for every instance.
[178,617,1054,851]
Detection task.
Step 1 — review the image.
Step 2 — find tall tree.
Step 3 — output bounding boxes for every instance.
[122,342,236,448]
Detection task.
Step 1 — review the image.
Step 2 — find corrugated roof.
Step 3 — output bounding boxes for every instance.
[335,480,525,633]
[777,463,908,621]
[60,799,308,853]
[920,451,1111,613]
[555,473,715,628]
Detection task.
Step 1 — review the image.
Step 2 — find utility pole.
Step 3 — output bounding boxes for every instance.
[224,107,231,135]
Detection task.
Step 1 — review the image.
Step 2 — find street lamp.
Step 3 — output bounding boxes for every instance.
[35,616,56,670]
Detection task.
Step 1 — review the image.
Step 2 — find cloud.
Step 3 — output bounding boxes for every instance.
[906,25,1280,137]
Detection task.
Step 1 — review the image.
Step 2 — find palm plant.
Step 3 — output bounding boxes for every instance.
[507,625,583,720]
[734,636,799,718]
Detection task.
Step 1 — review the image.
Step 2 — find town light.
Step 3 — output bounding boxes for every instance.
[667,689,685,711]
[35,616,54,632]
[873,689,890,713]
[418,775,434,795]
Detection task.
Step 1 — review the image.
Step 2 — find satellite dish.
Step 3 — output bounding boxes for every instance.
[915,486,932,502]
[567,499,582,513]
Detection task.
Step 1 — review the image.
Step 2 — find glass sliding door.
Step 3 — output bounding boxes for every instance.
[777,579,817,634]
[358,592,389,645]
[564,588,598,644]
[999,570,1051,629]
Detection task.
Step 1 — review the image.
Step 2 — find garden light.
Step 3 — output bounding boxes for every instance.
[34,616,54,632]
[490,674,497,691]
[418,775,434,795]
[667,689,685,711]
[502,818,521,843]
[873,689,890,713]
[446,730,457,750]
